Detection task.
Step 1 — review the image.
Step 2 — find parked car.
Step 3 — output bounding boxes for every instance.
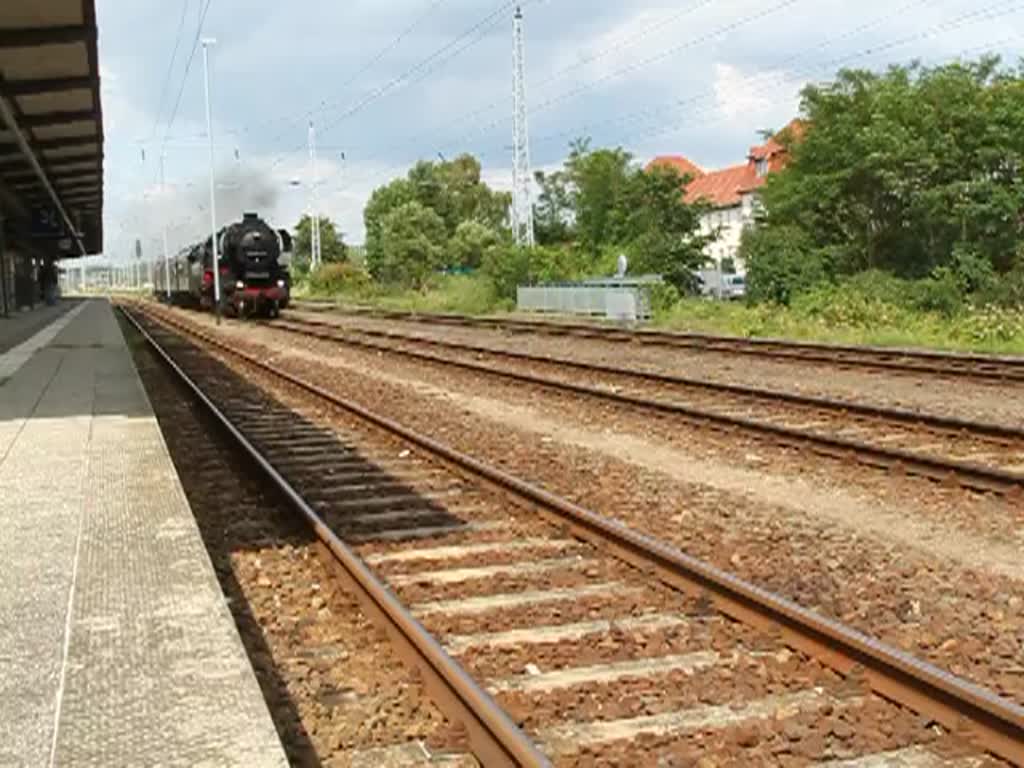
[695,269,746,300]
[722,273,746,300]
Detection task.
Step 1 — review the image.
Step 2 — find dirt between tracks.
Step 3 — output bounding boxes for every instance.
[256,329,1024,578]
[182,311,1024,706]
[291,310,1024,428]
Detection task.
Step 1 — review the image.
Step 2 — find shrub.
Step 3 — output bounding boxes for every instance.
[975,248,1024,308]
[956,305,1024,345]
[307,262,373,297]
[428,275,503,314]
[369,201,448,288]
[839,270,912,306]
[793,284,901,329]
[481,243,531,300]
[741,225,828,305]
[908,270,964,317]
[529,244,591,284]
[949,244,996,296]
[449,220,502,270]
[647,283,681,316]
[481,243,590,300]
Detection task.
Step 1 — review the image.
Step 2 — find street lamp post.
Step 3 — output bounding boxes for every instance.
[307,121,321,269]
[201,37,221,324]
[161,152,171,300]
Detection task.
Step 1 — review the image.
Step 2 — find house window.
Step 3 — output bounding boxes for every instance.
[755,157,768,178]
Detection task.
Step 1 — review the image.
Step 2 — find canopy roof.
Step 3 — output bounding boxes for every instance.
[0,0,103,256]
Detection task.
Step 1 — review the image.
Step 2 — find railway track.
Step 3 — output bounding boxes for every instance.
[127,333,471,766]
[123,302,1024,766]
[292,300,1024,385]
[272,312,1024,496]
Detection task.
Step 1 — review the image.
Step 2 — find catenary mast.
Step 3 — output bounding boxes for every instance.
[511,6,535,248]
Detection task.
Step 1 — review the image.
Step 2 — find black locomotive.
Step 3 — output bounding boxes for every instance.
[154,212,292,317]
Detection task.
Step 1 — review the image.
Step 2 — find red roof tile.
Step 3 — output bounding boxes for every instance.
[648,120,804,208]
[683,163,759,207]
[748,138,784,160]
[647,155,705,179]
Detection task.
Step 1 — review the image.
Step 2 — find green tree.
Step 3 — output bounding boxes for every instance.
[533,168,575,245]
[481,243,531,300]
[563,139,634,253]
[760,57,1024,282]
[364,178,416,272]
[527,139,708,290]
[449,220,502,270]
[372,201,448,288]
[481,243,588,300]
[618,163,711,292]
[294,214,348,266]
[409,154,510,235]
[741,225,828,304]
[364,154,510,278]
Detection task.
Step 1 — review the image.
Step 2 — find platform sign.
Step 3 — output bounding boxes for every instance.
[30,206,65,238]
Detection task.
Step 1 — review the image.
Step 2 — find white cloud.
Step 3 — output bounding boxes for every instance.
[548,7,680,85]
[94,0,1024,256]
[712,63,799,126]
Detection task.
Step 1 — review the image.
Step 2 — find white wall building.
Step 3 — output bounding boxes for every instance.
[648,122,800,275]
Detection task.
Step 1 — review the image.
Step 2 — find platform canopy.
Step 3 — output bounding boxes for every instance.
[0,0,102,257]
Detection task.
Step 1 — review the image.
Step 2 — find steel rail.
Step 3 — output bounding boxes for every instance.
[129,302,1024,765]
[120,305,551,768]
[293,302,1024,383]
[272,313,1024,495]
[282,314,1024,442]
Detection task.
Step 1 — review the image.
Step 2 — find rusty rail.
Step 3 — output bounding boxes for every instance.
[282,314,1024,442]
[131,302,1024,765]
[272,314,1024,495]
[293,301,1024,383]
[120,305,551,768]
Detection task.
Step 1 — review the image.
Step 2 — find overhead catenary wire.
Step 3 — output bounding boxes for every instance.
[149,0,191,142]
[414,0,721,142]
[449,0,807,151]
[263,0,525,173]
[235,0,450,153]
[313,0,1021,207]
[526,0,980,149]
[161,0,214,151]
[153,0,1024,246]
[223,0,705,184]
[312,0,807,189]
[304,0,810,197]
[589,0,1024,150]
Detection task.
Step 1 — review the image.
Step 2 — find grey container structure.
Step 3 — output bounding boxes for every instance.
[516,276,661,322]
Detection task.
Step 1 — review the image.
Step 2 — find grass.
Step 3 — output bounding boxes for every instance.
[654,298,1024,355]
[295,273,513,316]
[295,270,1024,356]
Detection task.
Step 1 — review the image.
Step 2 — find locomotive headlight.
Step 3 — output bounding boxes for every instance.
[236,280,244,289]
[277,279,286,288]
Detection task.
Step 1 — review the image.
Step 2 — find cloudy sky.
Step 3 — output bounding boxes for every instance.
[96,0,1023,263]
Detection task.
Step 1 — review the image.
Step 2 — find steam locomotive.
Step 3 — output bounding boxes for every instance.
[154,212,292,317]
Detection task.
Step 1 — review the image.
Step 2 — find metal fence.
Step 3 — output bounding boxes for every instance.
[516,283,653,321]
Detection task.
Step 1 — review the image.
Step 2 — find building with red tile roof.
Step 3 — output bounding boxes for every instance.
[646,121,802,276]
[646,155,706,181]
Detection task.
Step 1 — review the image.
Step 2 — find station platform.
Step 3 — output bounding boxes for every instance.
[0,299,287,766]
[0,299,82,358]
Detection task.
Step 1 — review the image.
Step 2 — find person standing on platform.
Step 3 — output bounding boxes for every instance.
[39,259,58,306]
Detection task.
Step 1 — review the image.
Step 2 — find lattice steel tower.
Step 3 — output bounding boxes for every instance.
[511,5,535,248]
